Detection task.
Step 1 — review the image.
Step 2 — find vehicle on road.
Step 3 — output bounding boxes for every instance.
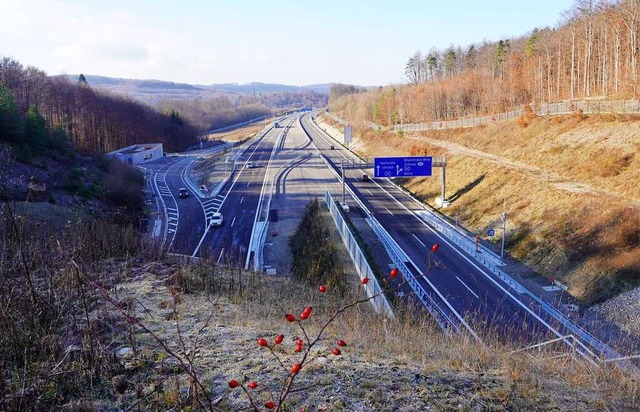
[178,188,189,198]
[359,174,370,181]
[246,161,255,169]
[210,212,224,227]
[330,145,335,150]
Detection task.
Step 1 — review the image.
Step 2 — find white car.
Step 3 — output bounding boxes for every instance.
[209,212,224,227]
[246,161,254,169]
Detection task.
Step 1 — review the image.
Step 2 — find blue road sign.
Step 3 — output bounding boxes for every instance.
[488,229,495,237]
[373,156,432,178]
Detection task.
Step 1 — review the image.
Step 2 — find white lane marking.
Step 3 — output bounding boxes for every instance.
[456,276,480,299]
[384,206,394,215]
[217,248,225,264]
[367,189,373,195]
[231,216,236,227]
[412,233,426,247]
[240,196,244,204]
[246,182,250,187]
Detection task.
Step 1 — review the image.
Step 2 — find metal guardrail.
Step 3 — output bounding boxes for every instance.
[318,156,462,333]
[365,214,460,332]
[324,190,394,318]
[252,121,292,271]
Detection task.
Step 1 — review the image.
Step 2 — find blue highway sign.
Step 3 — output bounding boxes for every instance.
[374,156,432,178]
[487,229,495,237]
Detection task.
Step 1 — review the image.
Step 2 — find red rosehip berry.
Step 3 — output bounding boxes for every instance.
[318,284,327,293]
[303,306,312,315]
[248,381,258,389]
[390,268,399,278]
[332,347,341,356]
[295,344,303,352]
[361,277,369,284]
[285,313,296,322]
[431,243,440,252]
[299,311,309,320]
[275,334,284,344]
[228,379,239,388]
[265,401,276,409]
[337,339,346,347]
[291,363,301,374]
[296,339,304,345]
[258,338,268,347]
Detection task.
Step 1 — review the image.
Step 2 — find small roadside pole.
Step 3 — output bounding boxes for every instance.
[487,228,495,250]
[500,200,507,262]
[475,235,480,253]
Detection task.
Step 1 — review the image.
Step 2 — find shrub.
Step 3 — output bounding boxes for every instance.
[516,116,529,128]
[289,199,346,294]
[102,158,144,212]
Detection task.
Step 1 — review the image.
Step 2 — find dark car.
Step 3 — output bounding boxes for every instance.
[360,174,370,182]
[178,188,189,198]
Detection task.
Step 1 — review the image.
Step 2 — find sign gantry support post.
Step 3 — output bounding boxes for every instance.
[432,157,448,207]
[341,160,346,203]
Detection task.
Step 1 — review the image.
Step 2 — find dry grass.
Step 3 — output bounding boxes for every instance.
[100,259,639,411]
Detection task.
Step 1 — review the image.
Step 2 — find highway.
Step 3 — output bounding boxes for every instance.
[141,121,291,266]
[142,113,613,358]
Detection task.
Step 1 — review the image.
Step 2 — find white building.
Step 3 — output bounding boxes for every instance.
[107,143,164,165]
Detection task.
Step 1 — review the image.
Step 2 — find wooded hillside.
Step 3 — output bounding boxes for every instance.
[332,0,640,126]
[0,57,198,155]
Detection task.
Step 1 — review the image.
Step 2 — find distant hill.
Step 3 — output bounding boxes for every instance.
[205,82,332,95]
[65,75,332,105]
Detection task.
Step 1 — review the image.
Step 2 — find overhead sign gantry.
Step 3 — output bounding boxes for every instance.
[373,156,433,178]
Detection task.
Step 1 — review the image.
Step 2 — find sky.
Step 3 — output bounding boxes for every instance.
[0,0,575,87]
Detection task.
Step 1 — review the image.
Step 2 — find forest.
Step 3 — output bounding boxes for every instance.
[333,0,640,126]
[0,57,199,156]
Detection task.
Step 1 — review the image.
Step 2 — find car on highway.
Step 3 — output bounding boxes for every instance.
[178,188,189,198]
[359,174,370,181]
[246,161,255,169]
[209,212,224,227]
